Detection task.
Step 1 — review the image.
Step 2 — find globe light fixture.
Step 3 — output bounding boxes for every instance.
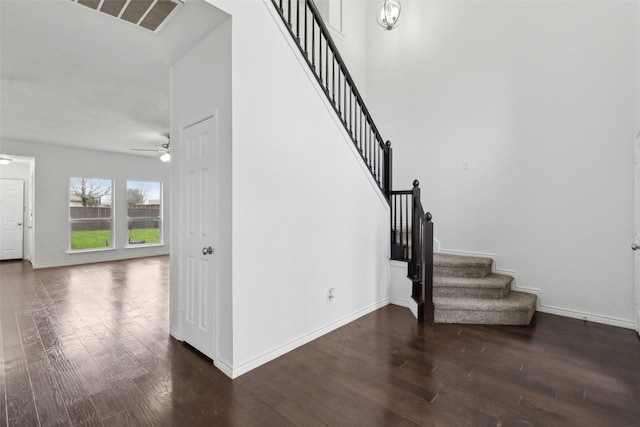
[159,152,171,162]
[0,157,12,165]
[376,0,401,30]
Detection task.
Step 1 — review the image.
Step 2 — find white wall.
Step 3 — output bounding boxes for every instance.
[0,140,170,268]
[170,17,234,368]
[329,0,370,98]
[205,0,390,377]
[367,1,636,327]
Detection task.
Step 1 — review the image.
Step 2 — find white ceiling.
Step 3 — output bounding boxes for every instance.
[0,0,228,156]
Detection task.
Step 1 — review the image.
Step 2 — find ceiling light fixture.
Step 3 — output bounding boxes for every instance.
[376,0,401,30]
[0,157,13,165]
[159,152,171,162]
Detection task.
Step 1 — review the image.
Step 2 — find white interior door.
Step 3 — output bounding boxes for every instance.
[635,132,640,335]
[180,116,217,359]
[0,179,24,260]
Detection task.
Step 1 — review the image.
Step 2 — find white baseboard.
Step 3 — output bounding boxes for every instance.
[32,250,169,269]
[389,297,418,319]
[170,328,181,340]
[536,304,635,330]
[389,297,410,308]
[437,246,635,330]
[215,356,234,378]
[229,298,391,378]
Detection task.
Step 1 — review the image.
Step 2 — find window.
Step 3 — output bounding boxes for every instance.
[127,181,162,246]
[69,177,113,251]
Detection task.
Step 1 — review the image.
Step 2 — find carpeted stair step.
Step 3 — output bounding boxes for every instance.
[434,273,513,299]
[434,291,537,325]
[434,253,492,278]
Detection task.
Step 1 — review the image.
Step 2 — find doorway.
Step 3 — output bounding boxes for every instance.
[0,179,24,260]
[635,130,640,335]
[178,115,218,359]
[0,155,35,262]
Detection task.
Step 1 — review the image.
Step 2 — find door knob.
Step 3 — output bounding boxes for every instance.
[17,223,22,226]
[202,246,213,255]
[632,244,639,251]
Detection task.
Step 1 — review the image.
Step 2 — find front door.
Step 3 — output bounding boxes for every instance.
[0,179,24,260]
[180,115,217,359]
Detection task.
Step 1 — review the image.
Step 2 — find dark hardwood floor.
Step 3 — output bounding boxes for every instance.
[1,256,639,426]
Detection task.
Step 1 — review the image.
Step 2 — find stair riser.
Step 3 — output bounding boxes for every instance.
[435,308,535,325]
[434,265,492,279]
[434,287,510,299]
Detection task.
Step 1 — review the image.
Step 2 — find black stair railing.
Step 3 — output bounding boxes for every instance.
[394,181,434,324]
[271,1,433,324]
[390,189,412,261]
[271,0,392,199]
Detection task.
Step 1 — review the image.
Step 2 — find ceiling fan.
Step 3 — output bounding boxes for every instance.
[131,135,171,162]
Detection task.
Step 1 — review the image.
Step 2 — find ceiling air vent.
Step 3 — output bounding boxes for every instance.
[73,0,184,32]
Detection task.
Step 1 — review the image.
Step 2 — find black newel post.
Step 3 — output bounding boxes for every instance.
[423,211,434,325]
[383,140,392,200]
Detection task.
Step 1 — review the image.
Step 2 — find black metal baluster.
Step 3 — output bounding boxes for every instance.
[288,0,291,27]
[368,126,372,172]
[372,132,375,170]
[406,194,409,258]
[311,20,315,67]
[304,3,307,54]
[337,71,341,115]
[353,101,357,144]
[343,78,347,124]
[359,105,362,151]
[325,39,328,93]
[296,0,300,41]
[332,53,336,104]
[375,136,378,178]
[361,109,364,156]
[372,130,376,178]
[342,78,349,125]
[364,110,368,164]
[343,73,347,123]
[393,195,397,245]
[399,194,404,250]
[372,135,380,181]
[379,140,382,183]
[279,0,283,12]
[349,88,353,135]
[376,134,380,181]
[319,33,323,83]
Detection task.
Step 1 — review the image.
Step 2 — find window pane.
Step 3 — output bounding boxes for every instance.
[127,181,161,245]
[69,178,112,209]
[69,177,113,250]
[128,218,160,244]
[71,220,112,250]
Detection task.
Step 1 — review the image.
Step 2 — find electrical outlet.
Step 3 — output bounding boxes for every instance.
[462,161,470,171]
[327,288,335,303]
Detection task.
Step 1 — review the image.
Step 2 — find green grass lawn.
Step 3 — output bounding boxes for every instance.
[71,229,160,250]
[71,230,111,250]
[128,228,160,245]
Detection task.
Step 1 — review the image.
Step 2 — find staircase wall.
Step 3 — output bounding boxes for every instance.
[366,1,636,328]
[204,0,390,377]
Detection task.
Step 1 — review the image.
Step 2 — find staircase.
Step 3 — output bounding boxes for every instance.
[270,0,537,327]
[433,253,537,325]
